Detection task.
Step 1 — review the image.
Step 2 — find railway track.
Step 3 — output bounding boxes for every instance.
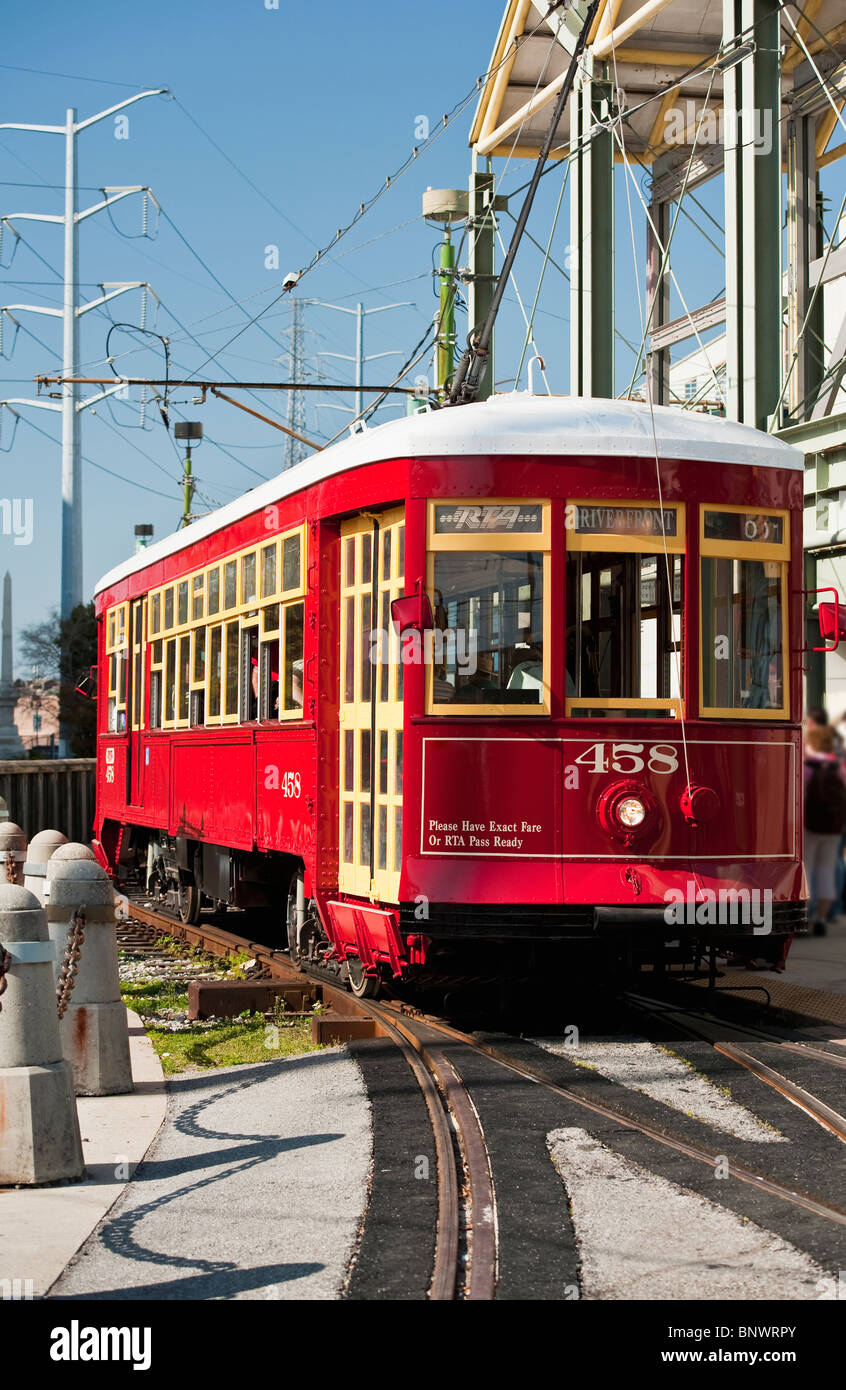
[122,900,846,1298]
[120,901,492,1299]
[625,990,846,1145]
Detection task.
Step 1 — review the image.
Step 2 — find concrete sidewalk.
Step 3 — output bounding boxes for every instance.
[0,1010,166,1297]
[47,1047,371,1301]
[785,915,846,995]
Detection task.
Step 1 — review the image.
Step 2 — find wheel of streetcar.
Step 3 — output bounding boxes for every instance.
[347,956,380,999]
[286,870,306,971]
[177,877,202,925]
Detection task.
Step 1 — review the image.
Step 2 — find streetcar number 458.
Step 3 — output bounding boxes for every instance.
[573,742,679,775]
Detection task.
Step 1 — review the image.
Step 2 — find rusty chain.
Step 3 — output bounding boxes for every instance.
[0,941,10,1015]
[56,905,86,1021]
[5,850,18,885]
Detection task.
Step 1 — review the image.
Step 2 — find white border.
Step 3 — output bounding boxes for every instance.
[418,737,797,861]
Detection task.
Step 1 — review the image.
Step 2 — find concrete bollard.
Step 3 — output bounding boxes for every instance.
[23,829,69,905]
[50,842,96,864]
[0,884,84,1184]
[0,795,9,822]
[0,822,27,886]
[46,855,132,1096]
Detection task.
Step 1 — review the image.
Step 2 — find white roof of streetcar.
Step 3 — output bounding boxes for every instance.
[94,393,803,597]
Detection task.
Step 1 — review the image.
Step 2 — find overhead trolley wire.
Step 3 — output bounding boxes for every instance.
[171,9,571,387]
[17,411,178,500]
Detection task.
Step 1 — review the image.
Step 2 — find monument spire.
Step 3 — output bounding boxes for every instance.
[0,572,25,757]
[2,573,13,686]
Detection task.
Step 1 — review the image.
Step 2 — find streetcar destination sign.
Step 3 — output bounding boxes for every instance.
[568,504,677,538]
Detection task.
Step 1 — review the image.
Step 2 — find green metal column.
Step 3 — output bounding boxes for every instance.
[181,443,195,528]
[786,102,826,420]
[722,0,782,429]
[468,159,497,400]
[569,66,614,398]
[436,228,456,398]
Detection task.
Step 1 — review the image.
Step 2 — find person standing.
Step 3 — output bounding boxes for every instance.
[804,724,846,936]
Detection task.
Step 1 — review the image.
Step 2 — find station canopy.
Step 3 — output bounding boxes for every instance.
[470,0,846,171]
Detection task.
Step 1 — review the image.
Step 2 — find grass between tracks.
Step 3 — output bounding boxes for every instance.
[143,1015,321,1076]
[120,949,322,1076]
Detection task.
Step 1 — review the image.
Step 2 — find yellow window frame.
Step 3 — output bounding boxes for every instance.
[259,538,279,600]
[162,584,175,632]
[148,589,162,639]
[564,499,686,717]
[105,602,129,731]
[339,508,405,901]
[699,505,790,721]
[129,598,146,733]
[161,636,177,728]
[426,498,551,717]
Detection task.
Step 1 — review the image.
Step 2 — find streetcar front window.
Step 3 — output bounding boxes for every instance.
[700,558,785,713]
[699,507,788,718]
[431,551,545,706]
[565,551,684,716]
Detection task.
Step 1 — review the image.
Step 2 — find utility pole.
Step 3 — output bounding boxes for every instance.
[0,90,167,623]
[436,229,456,397]
[174,422,202,527]
[313,299,410,429]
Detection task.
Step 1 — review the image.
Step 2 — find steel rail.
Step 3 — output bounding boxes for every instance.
[124,902,472,1300]
[625,989,846,1069]
[365,1007,498,1302]
[348,1004,461,1302]
[625,992,846,1144]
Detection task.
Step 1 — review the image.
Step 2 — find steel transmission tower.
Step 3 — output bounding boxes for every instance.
[0,89,167,620]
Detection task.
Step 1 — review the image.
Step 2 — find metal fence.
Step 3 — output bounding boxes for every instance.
[0,759,96,845]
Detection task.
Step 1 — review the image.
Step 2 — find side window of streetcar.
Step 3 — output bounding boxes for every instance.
[699,508,788,716]
[105,603,129,733]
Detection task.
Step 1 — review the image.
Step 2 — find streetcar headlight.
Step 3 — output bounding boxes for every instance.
[596,781,657,842]
[616,796,646,829]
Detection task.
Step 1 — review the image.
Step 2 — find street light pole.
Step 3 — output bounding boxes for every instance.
[313,299,412,427]
[0,89,167,621]
[62,108,81,622]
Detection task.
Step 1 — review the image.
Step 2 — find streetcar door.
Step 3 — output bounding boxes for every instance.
[128,597,146,807]
[339,509,405,901]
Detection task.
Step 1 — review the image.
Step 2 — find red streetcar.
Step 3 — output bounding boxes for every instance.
[93,394,807,994]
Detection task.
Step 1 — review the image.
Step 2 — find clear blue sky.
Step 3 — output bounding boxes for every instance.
[1,1,839,667]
